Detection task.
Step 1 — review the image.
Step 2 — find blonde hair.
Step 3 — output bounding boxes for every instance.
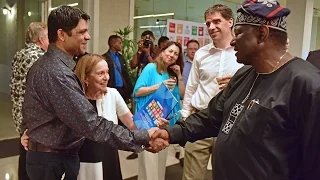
[25,22,47,43]
[74,54,106,90]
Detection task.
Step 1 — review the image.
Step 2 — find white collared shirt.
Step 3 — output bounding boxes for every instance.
[181,43,243,118]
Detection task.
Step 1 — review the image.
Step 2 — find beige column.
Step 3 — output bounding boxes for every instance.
[317,17,320,49]
[287,0,314,59]
[83,0,134,54]
[98,0,134,53]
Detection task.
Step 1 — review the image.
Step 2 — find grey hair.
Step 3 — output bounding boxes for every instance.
[25,22,47,43]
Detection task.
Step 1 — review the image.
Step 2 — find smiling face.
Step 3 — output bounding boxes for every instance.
[85,60,109,93]
[64,19,91,56]
[205,12,233,43]
[160,44,180,66]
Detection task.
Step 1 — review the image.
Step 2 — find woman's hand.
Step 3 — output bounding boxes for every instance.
[156,118,169,129]
[163,78,176,90]
[170,65,181,76]
[138,39,144,51]
[21,130,29,151]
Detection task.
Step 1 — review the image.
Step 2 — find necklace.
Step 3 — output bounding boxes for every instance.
[241,51,288,104]
[221,52,288,135]
[258,52,288,75]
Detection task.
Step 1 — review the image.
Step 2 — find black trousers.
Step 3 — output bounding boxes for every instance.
[101,144,123,180]
[19,135,30,180]
[26,151,80,180]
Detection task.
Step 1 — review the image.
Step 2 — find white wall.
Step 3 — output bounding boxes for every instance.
[98,0,133,54]
[317,17,320,49]
[310,16,318,51]
[287,0,314,58]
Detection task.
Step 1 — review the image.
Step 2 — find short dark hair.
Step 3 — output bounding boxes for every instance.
[186,39,200,48]
[269,28,288,47]
[48,5,90,43]
[141,30,154,38]
[204,4,234,21]
[158,36,169,47]
[108,35,121,47]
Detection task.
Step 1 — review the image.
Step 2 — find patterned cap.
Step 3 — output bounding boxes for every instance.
[235,0,291,32]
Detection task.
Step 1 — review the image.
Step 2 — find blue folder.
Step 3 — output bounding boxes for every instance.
[133,83,179,130]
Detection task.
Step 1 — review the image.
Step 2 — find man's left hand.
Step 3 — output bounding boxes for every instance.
[216,75,232,90]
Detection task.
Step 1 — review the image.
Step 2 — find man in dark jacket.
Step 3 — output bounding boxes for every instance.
[102,35,133,104]
[306,49,320,70]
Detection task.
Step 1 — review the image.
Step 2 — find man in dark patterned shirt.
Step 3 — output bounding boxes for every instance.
[22,6,164,180]
[10,22,49,180]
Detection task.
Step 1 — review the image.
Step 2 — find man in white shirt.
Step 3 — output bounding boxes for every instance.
[181,4,243,180]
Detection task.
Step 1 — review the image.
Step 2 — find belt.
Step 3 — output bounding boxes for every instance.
[28,141,78,155]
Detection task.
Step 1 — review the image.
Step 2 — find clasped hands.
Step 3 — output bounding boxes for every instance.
[147,119,170,153]
[21,119,171,153]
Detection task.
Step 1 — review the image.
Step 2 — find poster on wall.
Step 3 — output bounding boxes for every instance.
[166,19,212,50]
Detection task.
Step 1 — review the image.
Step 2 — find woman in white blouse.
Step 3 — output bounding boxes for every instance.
[74,53,136,180]
[75,54,167,180]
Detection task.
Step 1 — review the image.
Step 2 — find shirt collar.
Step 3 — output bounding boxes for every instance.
[208,42,234,51]
[184,56,193,63]
[207,43,234,54]
[25,43,45,52]
[108,50,119,56]
[47,44,76,70]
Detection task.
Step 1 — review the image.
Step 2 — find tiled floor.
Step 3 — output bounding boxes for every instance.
[0,93,19,141]
[0,93,213,180]
[0,147,212,180]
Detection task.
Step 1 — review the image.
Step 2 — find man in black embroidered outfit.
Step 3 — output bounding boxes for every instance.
[150,0,320,179]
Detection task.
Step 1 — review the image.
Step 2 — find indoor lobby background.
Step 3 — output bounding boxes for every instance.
[0,0,320,179]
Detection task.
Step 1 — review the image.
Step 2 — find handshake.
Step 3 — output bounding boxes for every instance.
[147,127,171,153]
